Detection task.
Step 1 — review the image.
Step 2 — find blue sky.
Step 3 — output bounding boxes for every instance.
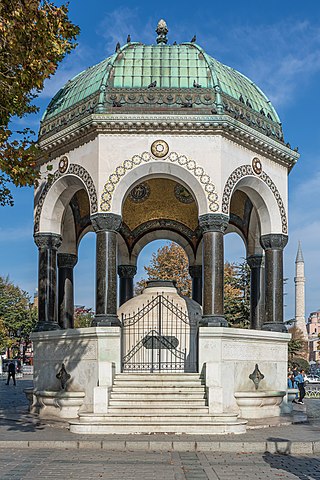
[1,0,320,321]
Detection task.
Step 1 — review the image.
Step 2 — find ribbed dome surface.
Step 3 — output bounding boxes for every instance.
[44,42,279,122]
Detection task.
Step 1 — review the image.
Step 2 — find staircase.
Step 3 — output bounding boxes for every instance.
[70,373,247,434]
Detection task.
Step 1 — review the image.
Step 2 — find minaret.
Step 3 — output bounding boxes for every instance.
[294,242,308,339]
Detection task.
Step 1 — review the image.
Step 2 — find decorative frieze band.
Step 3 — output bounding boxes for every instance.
[100,151,219,213]
[221,165,288,234]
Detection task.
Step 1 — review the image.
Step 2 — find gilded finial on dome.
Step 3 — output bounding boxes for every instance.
[156,19,168,44]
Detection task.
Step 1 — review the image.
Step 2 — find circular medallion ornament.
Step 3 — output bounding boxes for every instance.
[129,182,150,203]
[252,157,262,175]
[151,140,169,158]
[59,156,69,174]
[174,184,194,204]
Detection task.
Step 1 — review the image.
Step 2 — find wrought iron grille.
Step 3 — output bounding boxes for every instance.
[121,295,198,372]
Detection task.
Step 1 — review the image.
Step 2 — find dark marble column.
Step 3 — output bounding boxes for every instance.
[247,254,265,330]
[260,234,288,332]
[57,253,78,329]
[118,265,137,306]
[189,265,202,305]
[91,213,122,326]
[198,214,229,327]
[34,233,62,331]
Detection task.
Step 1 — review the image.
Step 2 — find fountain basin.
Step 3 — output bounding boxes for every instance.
[234,390,286,419]
[35,390,85,419]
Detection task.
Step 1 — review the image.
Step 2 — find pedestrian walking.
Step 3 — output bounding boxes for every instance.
[287,373,298,403]
[295,369,306,404]
[6,362,16,386]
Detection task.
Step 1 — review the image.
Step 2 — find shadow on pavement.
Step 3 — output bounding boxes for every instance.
[0,376,46,433]
[263,438,320,480]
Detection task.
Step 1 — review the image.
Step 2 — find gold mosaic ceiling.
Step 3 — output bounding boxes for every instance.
[122,178,198,231]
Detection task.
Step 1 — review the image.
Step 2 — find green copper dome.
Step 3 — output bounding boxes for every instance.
[41,21,282,142]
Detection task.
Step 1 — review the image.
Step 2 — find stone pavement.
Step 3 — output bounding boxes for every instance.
[1,376,320,479]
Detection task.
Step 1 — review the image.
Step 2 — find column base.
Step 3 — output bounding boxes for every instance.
[261,322,287,333]
[34,322,61,332]
[199,315,228,327]
[91,314,121,327]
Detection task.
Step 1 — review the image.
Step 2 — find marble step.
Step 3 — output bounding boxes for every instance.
[113,381,205,390]
[110,391,205,399]
[70,419,247,435]
[109,400,207,407]
[78,413,239,423]
[107,406,209,414]
[115,374,203,382]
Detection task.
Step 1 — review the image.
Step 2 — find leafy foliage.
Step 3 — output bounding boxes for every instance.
[135,243,250,328]
[0,0,79,205]
[74,306,94,328]
[288,326,308,362]
[135,242,192,296]
[0,276,37,358]
[291,356,310,372]
[224,261,250,328]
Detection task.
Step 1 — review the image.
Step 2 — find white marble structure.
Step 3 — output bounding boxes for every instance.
[30,20,299,432]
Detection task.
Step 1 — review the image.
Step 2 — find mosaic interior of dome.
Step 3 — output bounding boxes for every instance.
[122,178,198,231]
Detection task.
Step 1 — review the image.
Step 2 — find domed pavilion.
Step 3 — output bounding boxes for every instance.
[31,21,297,434]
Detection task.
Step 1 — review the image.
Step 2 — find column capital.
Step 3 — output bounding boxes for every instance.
[91,213,122,233]
[34,232,62,250]
[57,253,78,269]
[199,214,229,233]
[189,265,202,278]
[118,265,137,278]
[247,254,264,269]
[260,234,288,251]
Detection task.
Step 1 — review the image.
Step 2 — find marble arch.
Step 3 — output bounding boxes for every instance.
[100,151,217,215]
[222,165,287,235]
[35,164,98,234]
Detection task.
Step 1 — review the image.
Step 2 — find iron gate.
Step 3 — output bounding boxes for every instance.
[121,295,198,372]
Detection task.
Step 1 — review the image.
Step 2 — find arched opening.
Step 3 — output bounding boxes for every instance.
[119,238,199,373]
[73,231,95,327]
[117,174,201,307]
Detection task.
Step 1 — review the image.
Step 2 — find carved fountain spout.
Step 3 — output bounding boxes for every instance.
[249,364,264,390]
[56,363,71,391]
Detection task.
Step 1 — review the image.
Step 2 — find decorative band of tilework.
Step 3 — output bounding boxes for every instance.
[221,165,287,235]
[100,151,219,213]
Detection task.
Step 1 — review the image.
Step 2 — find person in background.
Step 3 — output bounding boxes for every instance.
[295,369,306,404]
[6,362,16,386]
[287,373,298,403]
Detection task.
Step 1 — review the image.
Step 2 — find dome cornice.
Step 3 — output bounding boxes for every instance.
[37,113,299,170]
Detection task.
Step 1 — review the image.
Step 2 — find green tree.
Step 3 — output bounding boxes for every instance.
[74,306,94,328]
[0,0,79,205]
[288,325,308,364]
[135,242,192,296]
[135,243,250,328]
[0,276,37,359]
[224,261,250,328]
